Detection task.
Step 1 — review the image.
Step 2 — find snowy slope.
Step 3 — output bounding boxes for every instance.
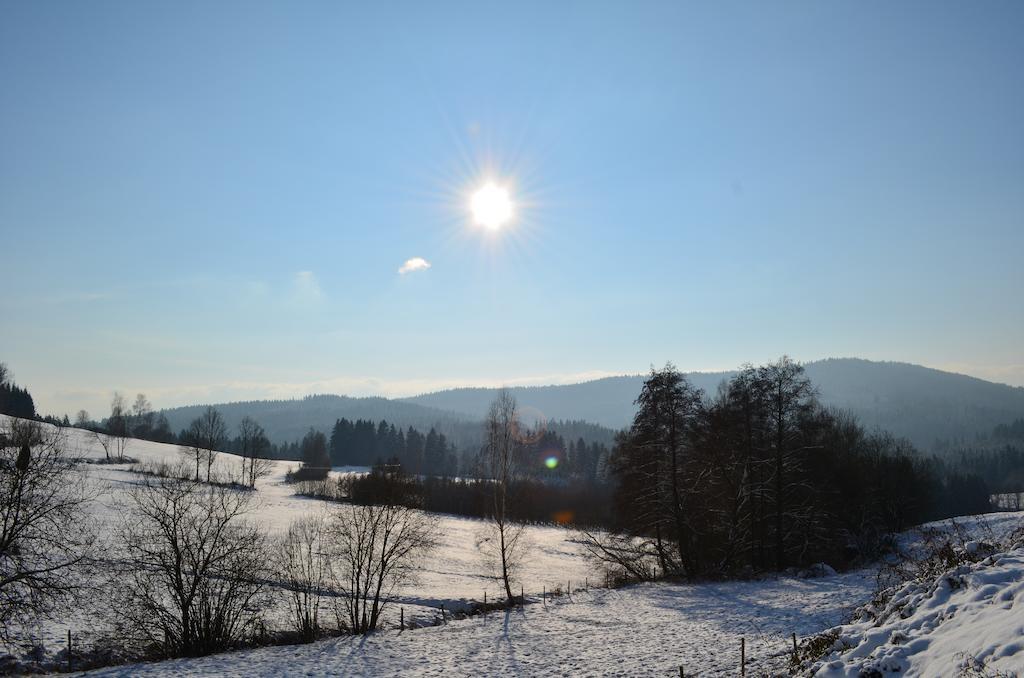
[1,417,594,660]
[812,546,1024,677]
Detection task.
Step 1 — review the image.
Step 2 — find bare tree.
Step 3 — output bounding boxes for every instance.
[757,356,818,570]
[74,409,91,428]
[114,476,269,657]
[332,502,437,634]
[131,393,154,437]
[238,417,273,488]
[107,391,131,461]
[0,419,96,637]
[483,389,528,603]
[276,513,331,642]
[180,406,227,483]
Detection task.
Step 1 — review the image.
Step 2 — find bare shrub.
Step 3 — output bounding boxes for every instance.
[276,513,332,642]
[294,477,345,502]
[577,529,659,582]
[113,476,270,657]
[332,502,437,634]
[131,459,194,481]
[0,419,96,638]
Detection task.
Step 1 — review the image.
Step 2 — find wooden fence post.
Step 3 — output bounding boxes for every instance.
[400,606,404,631]
[679,666,684,678]
[67,629,72,673]
[792,632,798,655]
[741,636,746,676]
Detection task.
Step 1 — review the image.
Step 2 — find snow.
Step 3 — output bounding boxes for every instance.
[3,418,594,660]
[80,571,876,677]
[812,547,1024,677]
[6,416,1024,676]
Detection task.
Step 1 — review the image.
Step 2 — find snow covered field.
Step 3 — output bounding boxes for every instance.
[6,417,1024,676]
[3,418,592,662]
[80,570,877,677]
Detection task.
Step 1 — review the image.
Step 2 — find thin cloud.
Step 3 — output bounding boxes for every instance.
[398,257,431,275]
[292,270,323,300]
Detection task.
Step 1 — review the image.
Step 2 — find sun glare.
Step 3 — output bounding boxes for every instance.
[470,182,513,230]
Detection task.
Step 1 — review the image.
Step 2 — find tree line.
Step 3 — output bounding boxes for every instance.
[328,418,459,475]
[929,417,1024,496]
[0,363,36,420]
[583,358,995,580]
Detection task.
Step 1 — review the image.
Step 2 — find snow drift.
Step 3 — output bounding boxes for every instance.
[812,545,1024,676]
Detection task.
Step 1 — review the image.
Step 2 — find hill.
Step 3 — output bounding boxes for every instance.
[157,359,1024,452]
[403,359,1024,451]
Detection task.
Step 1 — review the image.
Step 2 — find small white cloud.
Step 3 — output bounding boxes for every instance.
[398,257,431,275]
[293,271,323,300]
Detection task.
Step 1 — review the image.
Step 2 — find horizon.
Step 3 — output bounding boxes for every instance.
[17,355,1023,418]
[3,1,1022,417]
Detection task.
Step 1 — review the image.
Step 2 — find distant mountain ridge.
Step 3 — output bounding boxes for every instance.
[159,359,1024,453]
[402,359,1024,451]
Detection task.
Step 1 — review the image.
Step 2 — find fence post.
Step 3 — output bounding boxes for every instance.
[67,629,72,673]
[400,606,404,631]
[679,666,684,678]
[741,636,746,676]
[792,632,798,655]
[440,603,446,624]
[543,585,546,605]
[520,585,524,606]
[484,591,487,605]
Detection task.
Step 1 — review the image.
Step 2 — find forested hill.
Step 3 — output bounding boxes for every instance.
[157,359,1024,452]
[403,359,1024,452]
[158,394,617,449]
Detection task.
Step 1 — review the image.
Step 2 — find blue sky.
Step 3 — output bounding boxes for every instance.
[1,1,1022,416]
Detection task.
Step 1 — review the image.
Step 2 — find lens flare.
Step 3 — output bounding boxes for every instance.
[544,456,558,470]
[552,510,574,525]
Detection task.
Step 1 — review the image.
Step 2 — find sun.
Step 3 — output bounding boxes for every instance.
[470,182,513,230]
